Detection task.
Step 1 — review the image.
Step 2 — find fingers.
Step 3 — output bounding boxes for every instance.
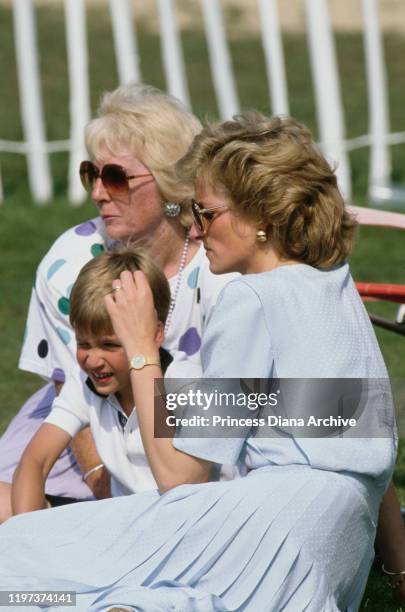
[104,268,159,353]
[109,270,153,303]
[119,270,137,292]
[104,291,117,316]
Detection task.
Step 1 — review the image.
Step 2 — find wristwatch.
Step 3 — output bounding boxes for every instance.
[128,355,161,371]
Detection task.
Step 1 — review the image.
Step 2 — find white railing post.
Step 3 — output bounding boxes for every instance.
[362,0,392,203]
[109,0,141,85]
[64,0,91,205]
[257,0,289,115]
[157,0,190,107]
[200,0,239,119]
[13,0,52,204]
[304,0,351,200]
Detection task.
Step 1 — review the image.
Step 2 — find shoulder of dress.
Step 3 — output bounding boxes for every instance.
[216,277,265,309]
[36,218,106,278]
[42,218,104,257]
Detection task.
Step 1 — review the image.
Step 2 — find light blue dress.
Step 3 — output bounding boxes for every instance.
[0,264,396,611]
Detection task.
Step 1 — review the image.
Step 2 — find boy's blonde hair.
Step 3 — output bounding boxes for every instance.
[70,249,170,337]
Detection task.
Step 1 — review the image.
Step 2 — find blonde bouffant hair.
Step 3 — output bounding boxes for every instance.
[70,249,171,338]
[177,112,357,268]
[85,84,202,227]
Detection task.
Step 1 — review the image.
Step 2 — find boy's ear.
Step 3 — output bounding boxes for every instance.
[154,320,165,347]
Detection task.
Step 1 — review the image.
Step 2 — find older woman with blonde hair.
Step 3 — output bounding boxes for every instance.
[0,84,234,516]
[0,112,400,610]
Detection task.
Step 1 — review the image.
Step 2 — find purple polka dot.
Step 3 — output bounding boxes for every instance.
[52,368,65,383]
[37,339,49,358]
[178,327,201,356]
[75,221,97,236]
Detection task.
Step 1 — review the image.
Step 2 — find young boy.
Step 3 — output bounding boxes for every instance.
[11,249,171,515]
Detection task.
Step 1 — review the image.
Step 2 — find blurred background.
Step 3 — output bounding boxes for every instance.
[0,2,404,607]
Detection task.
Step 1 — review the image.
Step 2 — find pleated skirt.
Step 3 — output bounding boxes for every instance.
[0,465,380,611]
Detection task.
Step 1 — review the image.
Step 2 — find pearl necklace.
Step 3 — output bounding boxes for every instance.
[164,231,190,333]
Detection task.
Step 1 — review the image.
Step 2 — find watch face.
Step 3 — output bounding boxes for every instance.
[132,355,146,369]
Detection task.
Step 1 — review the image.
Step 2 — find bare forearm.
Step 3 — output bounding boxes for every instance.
[376,481,405,569]
[70,427,111,498]
[376,481,405,602]
[104,271,212,492]
[11,460,48,516]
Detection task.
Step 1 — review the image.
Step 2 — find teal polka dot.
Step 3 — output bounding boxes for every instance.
[56,327,71,345]
[91,243,105,257]
[187,266,200,289]
[58,296,70,315]
[47,259,66,280]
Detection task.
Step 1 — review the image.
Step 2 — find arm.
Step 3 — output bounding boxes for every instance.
[70,428,111,499]
[105,270,213,493]
[19,262,76,382]
[11,424,71,515]
[376,481,405,603]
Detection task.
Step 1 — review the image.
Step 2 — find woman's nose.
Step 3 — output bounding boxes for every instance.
[91,177,110,204]
[190,222,205,240]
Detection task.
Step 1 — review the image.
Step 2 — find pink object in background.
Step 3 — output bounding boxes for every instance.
[348,205,405,230]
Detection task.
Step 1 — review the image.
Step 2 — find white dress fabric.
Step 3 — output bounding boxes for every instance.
[0,217,234,496]
[0,263,396,611]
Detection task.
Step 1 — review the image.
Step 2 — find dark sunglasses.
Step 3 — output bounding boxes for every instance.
[191,199,228,232]
[79,161,152,196]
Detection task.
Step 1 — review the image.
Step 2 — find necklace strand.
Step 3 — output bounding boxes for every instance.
[164,231,190,333]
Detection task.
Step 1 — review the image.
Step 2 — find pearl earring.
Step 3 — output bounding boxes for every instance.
[164,202,181,217]
[256,229,267,243]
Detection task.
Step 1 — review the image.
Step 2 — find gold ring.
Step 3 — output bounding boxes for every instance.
[112,285,122,293]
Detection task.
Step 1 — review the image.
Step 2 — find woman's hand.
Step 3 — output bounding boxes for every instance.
[104,270,160,357]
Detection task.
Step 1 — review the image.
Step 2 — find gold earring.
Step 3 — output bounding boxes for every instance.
[256,229,267,243]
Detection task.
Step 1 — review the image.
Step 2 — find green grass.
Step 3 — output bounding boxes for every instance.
[0,5,405,609]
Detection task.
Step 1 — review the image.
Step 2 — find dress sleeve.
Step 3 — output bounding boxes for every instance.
[173,280,273,465]
[44,371,90,437]
[18,267,76,382]
[18,219,105,383]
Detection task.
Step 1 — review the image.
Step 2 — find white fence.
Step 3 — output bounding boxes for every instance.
[1,0,405,206]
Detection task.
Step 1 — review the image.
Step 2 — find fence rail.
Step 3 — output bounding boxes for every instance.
[1,0,405,206]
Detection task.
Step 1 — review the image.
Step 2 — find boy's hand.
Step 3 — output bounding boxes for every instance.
[105,270,160,358]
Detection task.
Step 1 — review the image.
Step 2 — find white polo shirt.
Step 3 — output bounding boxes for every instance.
[44,368,157,497]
